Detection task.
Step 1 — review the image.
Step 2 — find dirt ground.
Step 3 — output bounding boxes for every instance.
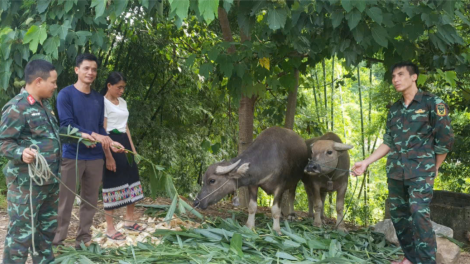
[0,197,469,263]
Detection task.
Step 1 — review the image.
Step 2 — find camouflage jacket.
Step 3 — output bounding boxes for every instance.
[383,90,454,180]
[0,90,61,186]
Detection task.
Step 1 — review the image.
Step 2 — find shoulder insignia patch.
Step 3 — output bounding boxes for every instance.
[415,109,425,114]
[27,95,35,105]
[436,103,447,116]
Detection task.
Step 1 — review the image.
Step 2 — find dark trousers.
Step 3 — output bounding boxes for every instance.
[388,177,437,264]
[53,158,103,248]
[3,183,59,264]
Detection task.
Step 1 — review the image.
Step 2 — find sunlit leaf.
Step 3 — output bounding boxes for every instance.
[198,0,219,24]
[169,0,190,19]
[91,0,107,19]
[164,194,178,224]
[230,233,244,257]
[23,24,47,53]
[267,6,288,30]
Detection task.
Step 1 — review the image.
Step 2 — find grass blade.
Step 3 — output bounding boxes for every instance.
[281,229,307,244]
[164,195,178,224]
[180,198,204,220]
[176,234,183,249]
[230,233,244,257]
[275,251,298,260]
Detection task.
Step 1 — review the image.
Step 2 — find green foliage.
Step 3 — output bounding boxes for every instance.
[54,216,403,263]
[23,24,48,53]
[0,157,7,209]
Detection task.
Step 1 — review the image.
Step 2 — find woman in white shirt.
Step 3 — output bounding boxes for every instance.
[101,72,144,240]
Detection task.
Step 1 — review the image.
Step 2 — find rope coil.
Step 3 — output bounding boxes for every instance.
[27,144,55,256]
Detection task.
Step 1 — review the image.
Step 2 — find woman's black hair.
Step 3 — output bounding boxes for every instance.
[101,71,127,95]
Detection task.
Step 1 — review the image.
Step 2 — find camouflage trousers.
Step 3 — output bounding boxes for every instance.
[3,182,59,264]
[388,177,436,264]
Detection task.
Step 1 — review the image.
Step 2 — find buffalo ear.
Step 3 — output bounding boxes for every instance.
[333,142,354,151]
[230,163,250,178]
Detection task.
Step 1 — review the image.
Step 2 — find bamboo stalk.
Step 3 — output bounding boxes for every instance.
[312,70,321,126]
[322,59,328,130]
[356,66,368,227]
[331,56,335,132]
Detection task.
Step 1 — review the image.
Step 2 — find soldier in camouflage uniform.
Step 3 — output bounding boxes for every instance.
[352,62,454,264]
[0,60,95,264]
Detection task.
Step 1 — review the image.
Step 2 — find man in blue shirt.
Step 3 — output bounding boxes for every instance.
[53,54,123,248]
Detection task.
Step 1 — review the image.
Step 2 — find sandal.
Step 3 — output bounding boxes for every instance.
[124,223,146,232]
[107,231,126,241]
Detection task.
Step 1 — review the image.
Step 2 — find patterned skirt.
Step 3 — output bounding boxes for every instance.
[102,132,144,210]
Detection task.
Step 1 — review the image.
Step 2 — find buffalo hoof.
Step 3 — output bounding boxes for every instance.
[245,222,254,230]
[287,213,296,221]
[336,225,347,232]
[313,221,322,228]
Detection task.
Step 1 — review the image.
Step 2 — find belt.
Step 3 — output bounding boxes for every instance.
[109,129,125,135]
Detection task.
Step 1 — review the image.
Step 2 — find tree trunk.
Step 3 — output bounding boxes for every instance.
[281,69,299,216]
[366,67,373,227]
[237,95,256,207]
[322,60,328,130]
[367,67,372,153]
[330,57,335,132]
[312,70,321,125]
[338,66,346,140]
[237,18,255,208]
[217,6,255,208]
[284,70,299,130]
[314,69,323,127]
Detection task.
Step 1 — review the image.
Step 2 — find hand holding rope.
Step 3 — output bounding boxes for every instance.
[27,144,55,256]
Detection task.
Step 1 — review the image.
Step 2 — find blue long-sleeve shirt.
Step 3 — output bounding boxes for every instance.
[57,85,107,160]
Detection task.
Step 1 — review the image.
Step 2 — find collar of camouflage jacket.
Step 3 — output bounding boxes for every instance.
[19,87,51,106]
[400,88,423,105]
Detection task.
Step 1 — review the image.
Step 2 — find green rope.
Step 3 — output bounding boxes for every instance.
[335,174,360,229]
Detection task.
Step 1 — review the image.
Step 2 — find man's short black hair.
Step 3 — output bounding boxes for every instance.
[24,60,56,84]
[76,53,99,67]
[391,61,419,79]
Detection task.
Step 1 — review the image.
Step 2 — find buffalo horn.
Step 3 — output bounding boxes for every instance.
[333,142,354,151]
[216,159,241,174]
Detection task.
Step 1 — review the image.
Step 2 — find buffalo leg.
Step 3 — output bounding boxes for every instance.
[320,191,327,224]
[335,183,347,231]
[287,185,297,221]
[245,186,258,229]
[272,190,283,234]
[313,183,323,227]
[304,183,314,218]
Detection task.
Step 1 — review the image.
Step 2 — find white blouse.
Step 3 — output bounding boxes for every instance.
[104,97,129,133]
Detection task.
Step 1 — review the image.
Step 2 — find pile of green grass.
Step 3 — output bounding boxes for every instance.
[54,213,402,263]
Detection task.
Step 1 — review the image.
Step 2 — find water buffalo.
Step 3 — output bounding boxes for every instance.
[194,127,308,234]
[303,132,353,231]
